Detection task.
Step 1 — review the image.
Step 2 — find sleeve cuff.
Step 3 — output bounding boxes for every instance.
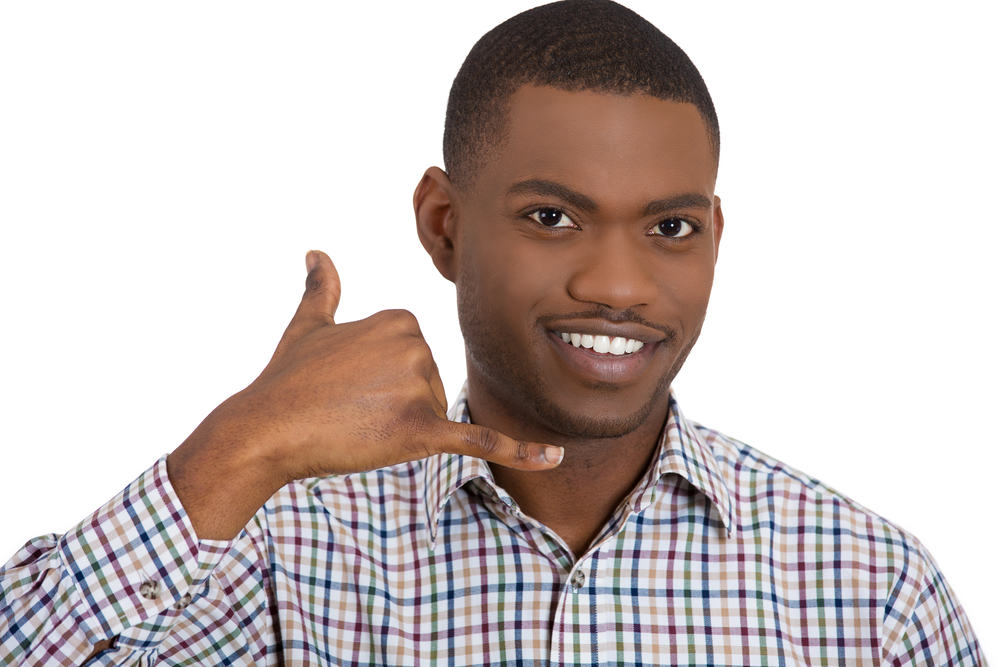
[57,456,236,640]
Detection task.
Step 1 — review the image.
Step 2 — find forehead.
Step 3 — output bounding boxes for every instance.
[478,85,717,206]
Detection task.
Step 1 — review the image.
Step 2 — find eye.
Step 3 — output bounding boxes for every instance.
[528,208,575,228]
[650,218,694,238]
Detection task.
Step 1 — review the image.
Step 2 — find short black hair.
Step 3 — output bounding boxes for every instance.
[443,0,720,190]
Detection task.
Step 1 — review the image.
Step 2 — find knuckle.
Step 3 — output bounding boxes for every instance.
[403,344,430,369]
[301,281,338,316]
[398,409,438,457]
[303,272,324,297]
[383,309,420,334]
[469,427,503,457]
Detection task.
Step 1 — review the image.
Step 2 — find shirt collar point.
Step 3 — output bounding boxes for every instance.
[657,393,737,534]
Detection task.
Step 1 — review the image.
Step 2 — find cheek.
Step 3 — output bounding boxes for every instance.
[461,228,568,326]
[656,253,716,331]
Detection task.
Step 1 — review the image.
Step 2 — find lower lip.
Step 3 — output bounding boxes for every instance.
[546,331,656,384]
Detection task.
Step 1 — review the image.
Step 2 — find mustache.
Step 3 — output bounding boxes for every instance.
[537,308,678,342]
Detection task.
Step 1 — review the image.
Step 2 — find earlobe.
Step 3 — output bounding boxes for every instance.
[414,167,459,283]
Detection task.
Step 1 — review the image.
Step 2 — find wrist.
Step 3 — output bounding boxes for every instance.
[167,393,288,540]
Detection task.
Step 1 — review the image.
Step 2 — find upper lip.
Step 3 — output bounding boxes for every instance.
[543,318,668,344]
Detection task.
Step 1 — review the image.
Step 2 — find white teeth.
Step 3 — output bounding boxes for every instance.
[558,331,646,355]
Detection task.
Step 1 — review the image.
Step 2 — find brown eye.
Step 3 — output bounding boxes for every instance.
[529,208,574,227]
[653,218,693,238]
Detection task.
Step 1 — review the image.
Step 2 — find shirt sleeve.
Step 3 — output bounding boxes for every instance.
[0,456,269,666]
[885,543,987,667]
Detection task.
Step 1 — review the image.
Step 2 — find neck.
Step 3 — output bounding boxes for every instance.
[466,379,669,559]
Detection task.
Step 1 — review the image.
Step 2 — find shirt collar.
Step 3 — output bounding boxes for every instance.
[422,385,734,549]
[640,393,734,537]
[421,389,497,549]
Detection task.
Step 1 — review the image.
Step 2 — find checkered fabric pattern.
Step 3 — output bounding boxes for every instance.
[1,389,985,665]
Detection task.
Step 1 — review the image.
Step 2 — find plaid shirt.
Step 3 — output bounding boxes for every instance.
[1,389,985,666]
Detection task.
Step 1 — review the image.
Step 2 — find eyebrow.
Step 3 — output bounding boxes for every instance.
[640,192,713,216]
[505,179,712,217]
[505,179,598,213]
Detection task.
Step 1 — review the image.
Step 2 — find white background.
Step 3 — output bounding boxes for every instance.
[1,1,996,653]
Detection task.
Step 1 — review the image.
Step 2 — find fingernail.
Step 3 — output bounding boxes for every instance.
[305,250,319,272]
[544,446,564,466]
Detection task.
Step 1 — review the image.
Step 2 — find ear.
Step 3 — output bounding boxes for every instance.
[414,166,459,283]
[712,195,724,262]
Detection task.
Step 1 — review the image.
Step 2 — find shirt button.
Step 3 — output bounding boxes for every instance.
[173,593,193,610]
[139,580,161,600]
[570,569,586,590]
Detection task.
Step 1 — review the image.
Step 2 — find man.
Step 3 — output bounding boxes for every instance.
[0,1,988,665]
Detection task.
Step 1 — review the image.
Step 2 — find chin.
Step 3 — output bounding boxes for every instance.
[529,381,672,439]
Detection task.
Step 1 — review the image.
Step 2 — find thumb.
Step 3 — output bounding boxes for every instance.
[431,420,564,471]
[297,250,342,325]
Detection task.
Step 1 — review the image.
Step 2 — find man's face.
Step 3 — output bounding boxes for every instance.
[452,85,722,441]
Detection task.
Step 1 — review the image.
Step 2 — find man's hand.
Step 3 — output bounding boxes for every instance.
[167,251,562,540]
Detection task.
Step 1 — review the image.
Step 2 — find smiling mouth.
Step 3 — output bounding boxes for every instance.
[554,331,645,356]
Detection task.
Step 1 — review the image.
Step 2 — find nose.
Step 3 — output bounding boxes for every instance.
[566,232,658,310]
